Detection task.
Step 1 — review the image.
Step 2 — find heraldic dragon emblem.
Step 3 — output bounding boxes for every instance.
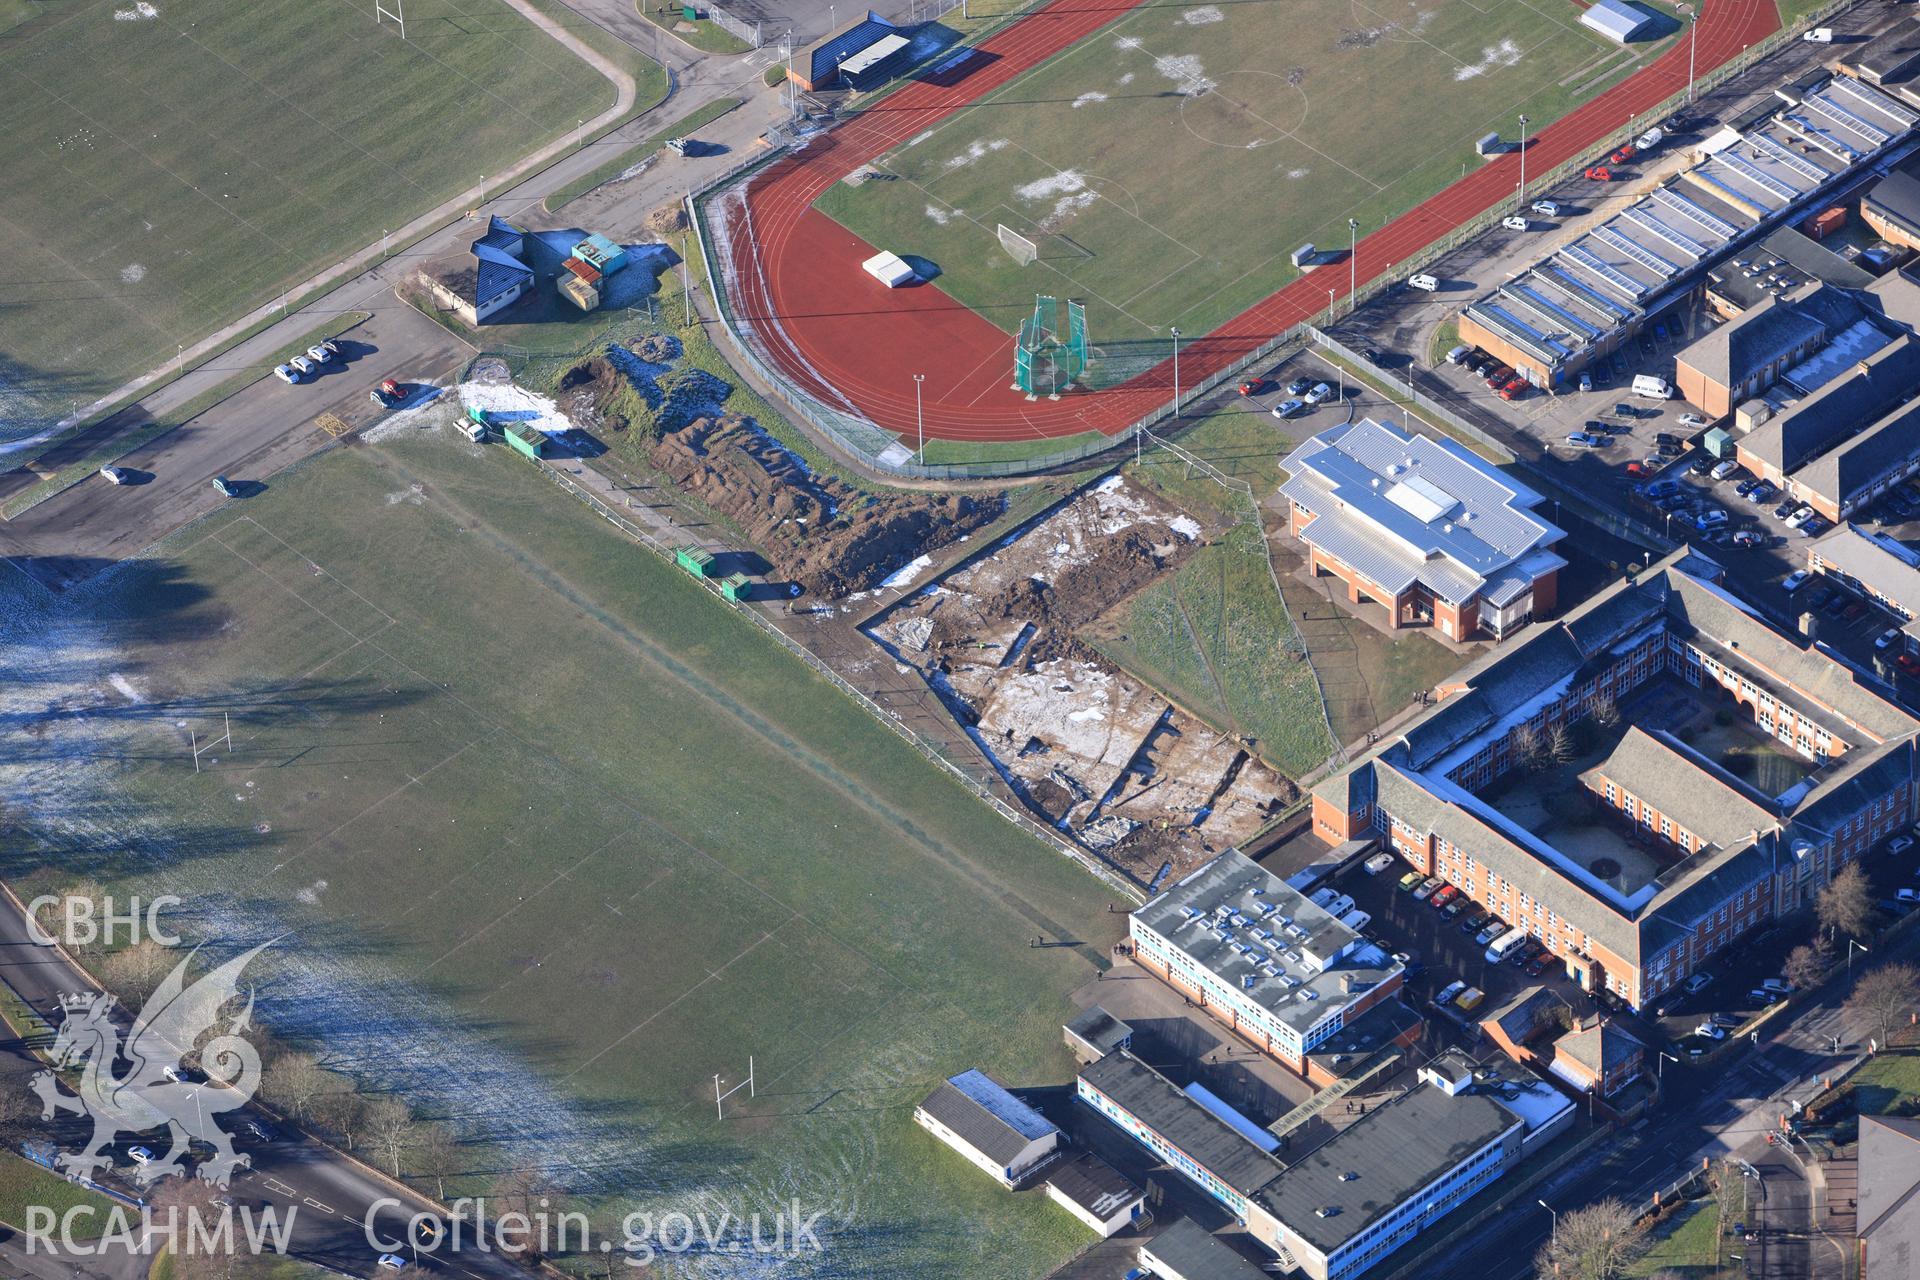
[31,942,271,1187]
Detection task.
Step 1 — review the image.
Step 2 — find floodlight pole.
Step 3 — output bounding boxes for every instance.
[1347,218,1359,312]
[1170,326,1181,420]
[1326,287,1335,327]
[1517,114,1530,210]
[1688,14,1699,104]
[914,374,925,461]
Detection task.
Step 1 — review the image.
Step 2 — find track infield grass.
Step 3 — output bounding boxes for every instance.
[1,430,1121,1279]
[0,0,629,437]
[816,0,1676,382]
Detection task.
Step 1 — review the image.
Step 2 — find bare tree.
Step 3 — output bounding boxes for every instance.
[1590,694,1621,729]
[99,938,176,1004]
[363,1094,415,1178]
[1784,942,1830,993]
[1816,863,1873,942]
[1549,723,1577,767]
[412,1123,464,1201]
[1533,1198,1647,1280]
[1846,962,1920,1047]
[260,1050,333,1124]
[1513,724,1549,773]
[317,1089,369,1151]
[149,1176,242,1280]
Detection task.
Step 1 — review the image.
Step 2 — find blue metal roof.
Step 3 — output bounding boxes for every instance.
[473,242,533,307]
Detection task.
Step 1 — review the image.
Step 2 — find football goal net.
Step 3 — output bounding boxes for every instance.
[997,224,1038,267]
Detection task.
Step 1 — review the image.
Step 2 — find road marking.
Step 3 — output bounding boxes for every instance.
[302,1197,335,1215]
[263,1176,296,1197]
[315,412,353,438]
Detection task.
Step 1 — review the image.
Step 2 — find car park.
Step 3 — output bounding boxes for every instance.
[1272,399,1306,420]
[273,364,299,385]
[1364,851,1396,875]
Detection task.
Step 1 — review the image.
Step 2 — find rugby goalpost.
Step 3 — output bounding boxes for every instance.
[713,1056,756,1119]
[190,713,233,773]
[375,0,406,39]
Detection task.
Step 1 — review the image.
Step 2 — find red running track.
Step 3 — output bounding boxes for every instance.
[720,0,1782,445]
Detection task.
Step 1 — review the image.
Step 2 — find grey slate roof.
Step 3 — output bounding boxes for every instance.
[1795,397,1920,504]
[1676,292,1828,386]
[1251,1083,1519,1257]
[1555,1019,1644,1076]
[1080,1053,1285,1197]
[1810,523,1920,620]
[1859,1114,1920,1279]
[916,1069,1058,1166]
[1140,1220,1273,1280]
[1578,727,1775,849]
[1868,157,1920,236]
[1739,334,1920,472]
[1044,1151,1141,1221]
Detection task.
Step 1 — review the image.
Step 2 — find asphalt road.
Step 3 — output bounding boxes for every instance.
[0,898,534,1280]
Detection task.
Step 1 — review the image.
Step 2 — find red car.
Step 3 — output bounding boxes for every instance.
[1238,378,1271,397]
[1430,885,1459,909]
[1898,653,1920,678]
[1484,365,1514,389]
[1611,144,1636,164]
[1625,461,1648,477]
[1586,165,1613,181]
[1499,378,1527,401]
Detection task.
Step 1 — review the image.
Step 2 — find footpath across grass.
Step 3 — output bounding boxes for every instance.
[544,97,745,212]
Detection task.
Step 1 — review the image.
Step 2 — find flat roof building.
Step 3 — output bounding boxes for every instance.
[1310,549,1920,1010]
[1139,1220,1273,1280]
[1281,419,1566,641]
[1580,0,1655,44]
[1809,523,1920,652]
[1128,850,1406,1077]
[1043,1151,1145,1239]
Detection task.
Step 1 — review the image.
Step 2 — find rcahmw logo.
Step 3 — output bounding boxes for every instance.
[27,1202,298,1257]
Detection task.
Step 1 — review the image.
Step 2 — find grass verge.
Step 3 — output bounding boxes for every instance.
[1631,1198,1733,1277]
[636,0,751,54]
[1,313,371,521]
[0,1154,116,1240]
[1427,318,1462,369]
[544,97,745,213]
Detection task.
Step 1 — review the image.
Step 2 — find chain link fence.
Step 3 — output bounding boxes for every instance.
[706,2,762,47]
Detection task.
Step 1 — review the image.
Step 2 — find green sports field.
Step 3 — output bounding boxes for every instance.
[0,0,623,436]
[0,429,1122,1278]
[817,0,1676,373]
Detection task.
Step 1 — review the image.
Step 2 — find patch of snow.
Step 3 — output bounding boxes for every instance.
[295,880,328,905]
[1182,5,1224,22]
[1016,170,1087,201]
[1072,91,1108,108]
[459,382,573,437]
[1455,38,1522,80]
[1152,53,1215,95]
[1115,36,1141,49]
[942,137,1009,171]
[108,674,144,703]
[119,264,146,284]
[113,2,157,19]
[1284,167,1311,179]
[925,204,953,225]
[879,554,934,590]
[1118,72,1135,85]
[1168,515,1202,540]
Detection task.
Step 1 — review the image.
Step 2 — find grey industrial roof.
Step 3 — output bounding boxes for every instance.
[1140,1220,1273,1280]
[916,1069,1058,1165]
[1280,419,1562,605]
[1864,268,1920,333]
[1578,727,1775,850]
[1044,1151,1142,1220]
[1133,850,1402,1036]
[1079,1053,1286,1197]
[1811,523,1920,621]
[1579,0,1653,44]
[1740,334,1920,471]
[1676,292,1828,386]
[1706,227,1875,312]
[1251,1084,1519,1257]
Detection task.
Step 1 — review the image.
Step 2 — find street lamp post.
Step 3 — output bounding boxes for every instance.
[913,373,925,461]
[1326,287,1336,326]
[1688,13,1700,105]
[1848,938,1869,975]
[1539,1199,1558,1241]
[1658,1050,1681,1081]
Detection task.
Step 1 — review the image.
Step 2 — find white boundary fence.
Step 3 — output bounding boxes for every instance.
[706,2,762,47]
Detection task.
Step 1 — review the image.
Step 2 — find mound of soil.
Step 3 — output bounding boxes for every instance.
[631,334,680,364]
[558,355,642,434]
[646,202,688,236]
[648,415,1002,598]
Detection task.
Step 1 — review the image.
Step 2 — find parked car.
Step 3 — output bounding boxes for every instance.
[369,378,403,407]
[1430,885,1459,909]
[1238,378,1271,397]
[1747,482,1776,503]
[1578,372,1593,393]
[1678,412,1707,429]
[99,466,130,485]
[1694,509,1727,529]
[1413,877,1441,901]
[211,476,240,499]
[1287,377,1315,395]
[1899,653,1920,678]
[1271,399,1306,420]
[1445,345,1472,366]
[1731,530,1762,548]
[129,1146,154,1165]
[377,1256,411,1273]
[1498,380,1526,401]
[1695,1021,1727,1041]
[1485,365,1515,388]
[273,363,299,385]
[1443,897,1470,918]
[1364,851,1396,875]
[1435,980,1467,1006]
[1566,431,1605,448]
[1710,459,1740,481]
[1625,461,1649,477]
[305,343,333,365]
[1879,627,1903,650]
[1683,971,1713,994]
[1530,200,1560,217]
[1501,215,1530,231]
[1475,921,1505,945]
[1398,871,1424,893]
[1303,382,1334,406]
[1525,952,1555,976]
[289,355,317,378]
[1891,834,1915,855]
[1460,912,1492,934]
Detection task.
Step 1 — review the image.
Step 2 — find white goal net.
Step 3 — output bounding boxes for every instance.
[997,224,1038,266]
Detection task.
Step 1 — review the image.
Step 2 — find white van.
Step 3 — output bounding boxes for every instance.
[1339,907,1372,933]
[1408,273,1440,292]
[1631,374,1673,400]
[1485,926,1528,964]
[1804,27,1833,43]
